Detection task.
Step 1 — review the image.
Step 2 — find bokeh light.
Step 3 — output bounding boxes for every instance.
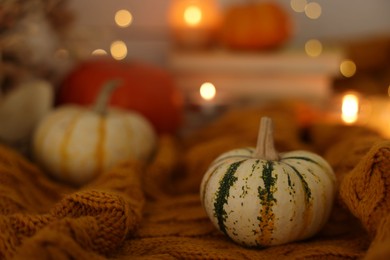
[341,93,359,124]
[290,0,307,13]
[184,5,202,26]
[340,60,357,78]
[305,2,322,19]
[92,49,107,56]
[115,9,133,28]
[200,82,216,101]
[110,41,127,60]
[305,39,323,57]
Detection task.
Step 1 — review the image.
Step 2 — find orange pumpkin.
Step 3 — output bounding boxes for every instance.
[57,58,184,134]
[220,2,292,50]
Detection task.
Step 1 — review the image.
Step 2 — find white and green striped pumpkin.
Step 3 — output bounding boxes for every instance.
[200,117,336,247]
[33,80,156,186]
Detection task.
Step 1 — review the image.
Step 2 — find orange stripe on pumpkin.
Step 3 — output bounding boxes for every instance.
[60,111,84,181]
[256,201,276,246]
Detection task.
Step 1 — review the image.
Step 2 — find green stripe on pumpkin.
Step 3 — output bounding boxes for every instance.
[256,161,278,246]
[213,160,245,235]
[283,155,324,186]
[283,163,312,203]
[258,161,277,204]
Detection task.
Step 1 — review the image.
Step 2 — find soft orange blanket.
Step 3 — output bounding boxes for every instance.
[0,104,389,259]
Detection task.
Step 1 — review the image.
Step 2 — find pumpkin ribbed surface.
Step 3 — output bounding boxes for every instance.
[33,106,156,185]
[200,148,336,247]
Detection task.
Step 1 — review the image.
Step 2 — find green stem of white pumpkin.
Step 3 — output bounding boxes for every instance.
[253,117,280,161]
[93,80,122,115]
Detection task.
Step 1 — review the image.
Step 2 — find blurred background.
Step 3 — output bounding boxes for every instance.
[1,0,390,152]
[67,0,390,65]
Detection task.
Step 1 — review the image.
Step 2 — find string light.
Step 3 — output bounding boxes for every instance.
[115,9,133,28]
[305,39,322,57]
[110,41,127,60]
[290,0,307,13]
[340,60,357,78]
[305,2,322,19]
[92,49,107,56]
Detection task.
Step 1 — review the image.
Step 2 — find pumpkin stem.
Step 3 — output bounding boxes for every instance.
[93,80,122,115]
[254,117,279,161]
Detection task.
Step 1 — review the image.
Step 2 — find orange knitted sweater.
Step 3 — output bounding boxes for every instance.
[0,104,389,260]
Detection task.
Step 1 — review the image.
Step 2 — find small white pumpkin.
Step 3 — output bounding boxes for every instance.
[33,80,156,186]
[200,117,336,247]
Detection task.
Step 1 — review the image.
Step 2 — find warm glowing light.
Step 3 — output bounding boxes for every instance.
[184,5,203,26]
[388,85,390,96]
[340,60,357,78]
[168,0,221,47]
[305,39,322,57]
[305,2,322,19]
[341,93,359,124]
[115,9,133,28]
[110,41,127,60]
[200,82,216,101]
[290,0,307,13]
[92,49,107,56]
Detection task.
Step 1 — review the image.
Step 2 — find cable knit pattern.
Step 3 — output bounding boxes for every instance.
[0,106,389,259]
[0,145,144,259]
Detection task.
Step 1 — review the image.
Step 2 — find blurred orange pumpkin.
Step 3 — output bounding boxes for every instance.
[57,58,184,134]
[220,2,293,50]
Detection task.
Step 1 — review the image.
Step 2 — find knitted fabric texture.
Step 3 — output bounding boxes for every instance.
[0,105,389,259]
